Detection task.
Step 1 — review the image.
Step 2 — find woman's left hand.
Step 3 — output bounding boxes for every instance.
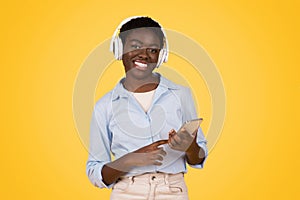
[167,129,196,152]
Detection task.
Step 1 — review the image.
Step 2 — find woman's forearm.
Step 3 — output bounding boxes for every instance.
[101,155,132,186]
[185,137,205,165]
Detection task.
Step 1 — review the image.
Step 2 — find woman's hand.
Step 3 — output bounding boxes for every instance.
[124,140,168,168]
[167,128,205,165]
[101,140,168,186]
[168,129,196,152]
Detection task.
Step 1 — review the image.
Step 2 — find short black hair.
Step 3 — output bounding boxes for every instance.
[119,17,165,47]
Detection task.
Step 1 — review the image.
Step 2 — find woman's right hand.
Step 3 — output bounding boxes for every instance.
[123,140,168,168]
[101,140,168,186]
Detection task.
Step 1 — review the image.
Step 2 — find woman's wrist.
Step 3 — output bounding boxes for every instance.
[116,153,135,172]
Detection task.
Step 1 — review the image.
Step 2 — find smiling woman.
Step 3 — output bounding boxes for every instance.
[86,16,208,200]
[122,28,161,92]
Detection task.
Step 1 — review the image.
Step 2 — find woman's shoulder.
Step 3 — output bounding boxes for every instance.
[159,75,191,96]
[159,75,189,90]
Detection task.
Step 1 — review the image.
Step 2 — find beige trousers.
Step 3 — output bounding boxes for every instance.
[110,172,189,200]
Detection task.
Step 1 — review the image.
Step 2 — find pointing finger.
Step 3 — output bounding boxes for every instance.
[151,140,168,148]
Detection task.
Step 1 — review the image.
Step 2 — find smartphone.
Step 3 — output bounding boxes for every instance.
[177,118,203,136]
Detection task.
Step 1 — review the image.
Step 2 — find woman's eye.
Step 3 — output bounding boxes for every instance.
[131,45,141,49]
[147,48,159,54]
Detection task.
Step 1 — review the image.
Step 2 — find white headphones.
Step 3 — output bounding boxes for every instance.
[109,16,169,68]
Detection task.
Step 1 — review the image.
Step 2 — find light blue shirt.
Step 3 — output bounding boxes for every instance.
[86,74,208,188]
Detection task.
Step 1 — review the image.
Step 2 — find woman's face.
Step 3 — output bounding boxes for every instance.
[122,28,161,80]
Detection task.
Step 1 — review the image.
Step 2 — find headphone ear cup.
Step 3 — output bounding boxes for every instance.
[112,36,123,60]
[112,37,118,59]
[116,37,123,60]
[163,48,168,63]
[156,48,165,68]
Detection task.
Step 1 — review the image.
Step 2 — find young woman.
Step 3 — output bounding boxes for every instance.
[87,16,207,200]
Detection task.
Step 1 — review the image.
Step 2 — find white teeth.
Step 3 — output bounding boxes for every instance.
[134,61,147,68]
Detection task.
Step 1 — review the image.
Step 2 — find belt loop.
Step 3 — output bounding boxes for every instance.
[164,173,169,185]
[130,176,135,184]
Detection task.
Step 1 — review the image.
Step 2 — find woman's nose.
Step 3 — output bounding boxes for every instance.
[137,48,149,59]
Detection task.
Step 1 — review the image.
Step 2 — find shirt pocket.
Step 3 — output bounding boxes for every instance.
[160,102,183,137]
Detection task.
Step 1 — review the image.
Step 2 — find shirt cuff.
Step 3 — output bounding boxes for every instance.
[188,143,208,169]
[87,161,114,189]
[97,164,115,189]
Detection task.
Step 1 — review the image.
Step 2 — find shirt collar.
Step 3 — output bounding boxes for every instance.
[111,73,179,101]
[111,78,129,101]
[158,74,180,90]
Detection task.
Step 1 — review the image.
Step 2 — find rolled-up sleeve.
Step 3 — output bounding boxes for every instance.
[182,88,208,168]
[86,101,113,189]
[189,127,208,168]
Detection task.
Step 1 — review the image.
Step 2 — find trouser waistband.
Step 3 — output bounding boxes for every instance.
[119,172,184,184]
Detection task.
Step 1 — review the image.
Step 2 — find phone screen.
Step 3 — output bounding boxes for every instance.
[177,118,203,136]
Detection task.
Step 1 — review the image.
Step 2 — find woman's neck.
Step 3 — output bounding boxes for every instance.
[123,73,159,93]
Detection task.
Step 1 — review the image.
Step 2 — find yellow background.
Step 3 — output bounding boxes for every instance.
[1,0,299,199]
